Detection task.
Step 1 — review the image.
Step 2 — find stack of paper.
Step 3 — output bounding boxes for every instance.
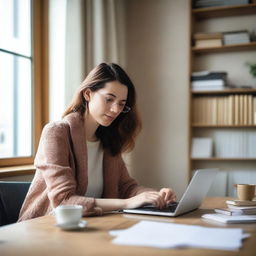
[109,220,243,251]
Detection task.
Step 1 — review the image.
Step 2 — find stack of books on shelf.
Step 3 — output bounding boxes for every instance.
[193,0,249,9]
[202,199,256,224]
[193,32,222,48]
[191,71,227,91]
[222,30,250,45]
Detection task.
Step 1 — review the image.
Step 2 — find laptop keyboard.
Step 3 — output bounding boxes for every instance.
[135,202,179,213]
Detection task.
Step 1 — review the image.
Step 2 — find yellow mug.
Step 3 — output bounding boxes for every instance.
[236,184,256,201]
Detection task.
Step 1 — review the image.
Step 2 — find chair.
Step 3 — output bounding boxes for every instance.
[0,181,31,226]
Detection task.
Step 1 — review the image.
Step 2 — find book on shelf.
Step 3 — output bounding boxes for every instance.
[192,83,227,91]
[191,71,227,91]
[193,32,223,48]
[191,137,213,158]
[223,30,250,45]
[214,207,256,215]
[192,87,226,91]
[191,71,227,81]
[194,38,222,48]
[192,80,226,87]
[193,32,222,40]
[254,97,256,125]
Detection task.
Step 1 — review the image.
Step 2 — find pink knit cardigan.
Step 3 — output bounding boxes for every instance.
[18,112,147,221]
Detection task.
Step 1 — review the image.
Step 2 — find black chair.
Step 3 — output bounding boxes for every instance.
[0,181,31,226]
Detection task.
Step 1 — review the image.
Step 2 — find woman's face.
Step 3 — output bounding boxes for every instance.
[84,81,128,127]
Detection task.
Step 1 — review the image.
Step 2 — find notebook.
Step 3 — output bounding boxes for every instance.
[123,168,218,217]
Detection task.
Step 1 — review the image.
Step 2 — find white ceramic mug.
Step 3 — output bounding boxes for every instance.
[54,205,83,226]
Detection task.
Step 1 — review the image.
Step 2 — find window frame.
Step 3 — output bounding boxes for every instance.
[0,0,49,167]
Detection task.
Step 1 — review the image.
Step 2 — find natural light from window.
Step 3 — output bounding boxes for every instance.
[0,0,32,158]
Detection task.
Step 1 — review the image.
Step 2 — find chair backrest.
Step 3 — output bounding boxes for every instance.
[0,181,31,226]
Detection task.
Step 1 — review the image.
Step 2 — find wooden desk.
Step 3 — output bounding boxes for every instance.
[0,197,255,256]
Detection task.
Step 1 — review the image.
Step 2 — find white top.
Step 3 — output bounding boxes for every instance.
[85,140,104,198]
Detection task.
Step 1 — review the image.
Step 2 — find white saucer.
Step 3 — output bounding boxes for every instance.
[56,220,87,230]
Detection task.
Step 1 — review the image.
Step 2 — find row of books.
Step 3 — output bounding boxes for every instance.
[191,131,256,158]
[214,131,256,158]
[193,0,250,9]
[193,30,251,49]
[192,95,256,125]
[191,71,227,91]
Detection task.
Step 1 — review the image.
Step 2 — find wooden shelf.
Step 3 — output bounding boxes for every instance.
[192,4,256,19]
[191,88,256,95]
[189,1,256,176]
[192,157,256,161]
[192,42,256,54]
[192,124,256,128]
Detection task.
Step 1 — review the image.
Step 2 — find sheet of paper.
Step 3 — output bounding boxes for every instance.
[109,220,243,251]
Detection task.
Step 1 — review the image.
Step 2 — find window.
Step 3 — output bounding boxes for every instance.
[0,0,48,167]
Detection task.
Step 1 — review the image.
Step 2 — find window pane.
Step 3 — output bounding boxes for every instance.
[0,52,32,158]
[0,0,31,57]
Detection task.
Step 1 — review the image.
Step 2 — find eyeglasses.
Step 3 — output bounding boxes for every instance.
[96,92,131,113]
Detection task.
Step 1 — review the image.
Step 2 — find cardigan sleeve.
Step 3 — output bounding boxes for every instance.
[35,122,99,216]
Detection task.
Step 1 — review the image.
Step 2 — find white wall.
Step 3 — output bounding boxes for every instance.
[125,0,190,198]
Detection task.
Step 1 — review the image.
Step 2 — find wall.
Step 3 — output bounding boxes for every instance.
[125,0,190,198]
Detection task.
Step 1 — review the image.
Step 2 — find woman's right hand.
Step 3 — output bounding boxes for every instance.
[125,191,167,209]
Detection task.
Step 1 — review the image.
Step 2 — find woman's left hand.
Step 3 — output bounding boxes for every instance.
[159,188,176,206]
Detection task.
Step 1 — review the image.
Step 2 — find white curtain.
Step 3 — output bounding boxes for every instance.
[84,0,126,72]
[49,0,126,121]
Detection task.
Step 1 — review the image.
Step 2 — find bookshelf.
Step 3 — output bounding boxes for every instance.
[189,1,256,179]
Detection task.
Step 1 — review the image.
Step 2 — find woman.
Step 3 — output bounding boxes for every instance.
[19,63,176,220]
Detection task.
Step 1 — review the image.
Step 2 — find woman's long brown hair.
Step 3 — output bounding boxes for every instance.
[63,63,142,156]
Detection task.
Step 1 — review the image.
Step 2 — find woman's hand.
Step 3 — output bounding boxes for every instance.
[159,188,176,206]
[95,188,176,213]
[125,191,168,209]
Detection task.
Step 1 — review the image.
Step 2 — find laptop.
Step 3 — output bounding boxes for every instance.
[123,168,218,217]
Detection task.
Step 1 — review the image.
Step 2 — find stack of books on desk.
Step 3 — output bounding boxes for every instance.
[191,71,228,91]
[193,32,222,48]
[215,200,256,215]
[223,30,250,45]
[202,200,256,223]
